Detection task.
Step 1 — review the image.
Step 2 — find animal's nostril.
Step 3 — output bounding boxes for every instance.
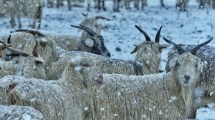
[184,75,190,80]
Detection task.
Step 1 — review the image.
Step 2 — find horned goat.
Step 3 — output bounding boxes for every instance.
[3,0,43,29]
[78,13,111,40]
[0,105,44,119]
[0,56,102,120]
[1,29,58,69]
[46,25,168,80]
[165,37,215,118]
[71,24,111,57]
[0,35,47,79]
[0,38,210,119]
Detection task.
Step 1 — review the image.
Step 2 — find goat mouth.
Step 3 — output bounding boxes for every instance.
[183,80,189,84]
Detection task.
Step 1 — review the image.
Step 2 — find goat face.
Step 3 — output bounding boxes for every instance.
[66,56,103,87]
[164,37,212,87]
[89,35,110,57]
[169,53,203,86]
[72,25,111,57]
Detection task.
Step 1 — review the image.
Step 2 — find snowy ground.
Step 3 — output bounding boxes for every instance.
[1,0,215,119]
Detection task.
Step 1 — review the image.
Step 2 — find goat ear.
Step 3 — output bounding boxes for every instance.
[35,55,45,63]
[168,58,177,71]
[130,45,139,54]
[40,38,48,46]
[159,44,170,49]
[85,38,94,47]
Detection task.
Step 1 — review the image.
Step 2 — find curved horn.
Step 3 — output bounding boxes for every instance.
[0,35,11,49]
[95,16,111,21]
[7,34,11,44]
[82,13,88,17]
[190,37,213,55]
[135,25,151,41]
[155,26,162,43]
[163,37,185,54]
[16,29,45,37]
[7,47,29,57]
[71,25,97,36]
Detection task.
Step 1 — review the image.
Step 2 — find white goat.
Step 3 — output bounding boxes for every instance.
[0,56,102,120]
[47,25,168,80]
[0,35,47,79]
[0,38,210,119]
[1,30,58,69]
[71,24,111,57]
[166,37,215,118]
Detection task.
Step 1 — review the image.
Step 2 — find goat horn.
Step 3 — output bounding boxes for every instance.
[155,26,162,43]
[163,37,185,54]
[95,16,111,21]
[135,25,151,41]
[16,29,45,37]
[7,34,11,44]
[0,35,12,48]
[71,25,97,37]
[82,13,88,17]
[190,37,213,55]
[7,47,29,57]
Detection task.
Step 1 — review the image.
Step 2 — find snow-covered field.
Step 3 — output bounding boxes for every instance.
[1,0,215,119]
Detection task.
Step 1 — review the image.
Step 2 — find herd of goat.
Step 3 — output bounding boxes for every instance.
[1,0,215,29]
[0,13,215,119]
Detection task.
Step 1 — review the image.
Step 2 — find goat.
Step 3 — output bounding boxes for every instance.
[165,37,215,118]
[0,35,47,79]
[71,25,111,57]
[47,25,168,80]
[0,38,210,120]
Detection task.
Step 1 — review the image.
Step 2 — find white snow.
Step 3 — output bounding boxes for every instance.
[1,0,215,119]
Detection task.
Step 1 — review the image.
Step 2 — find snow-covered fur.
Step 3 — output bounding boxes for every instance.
[79,13,110,39]
[167,44,215,113]
[0,56,102,120]
[0,105,44,120]
[75,14,111,57]
[0,34,48,79]
[1,32,58,70]
[95,52,203,120]
[46,34,79,51]
[46,26,168,79]
[164,37,213,118]
[0,55,47,79]
[0,51,204,119]
[3,0,43,29]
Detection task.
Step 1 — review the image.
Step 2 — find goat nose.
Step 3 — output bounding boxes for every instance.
[107,52,111,57]
[184,75,190,80]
